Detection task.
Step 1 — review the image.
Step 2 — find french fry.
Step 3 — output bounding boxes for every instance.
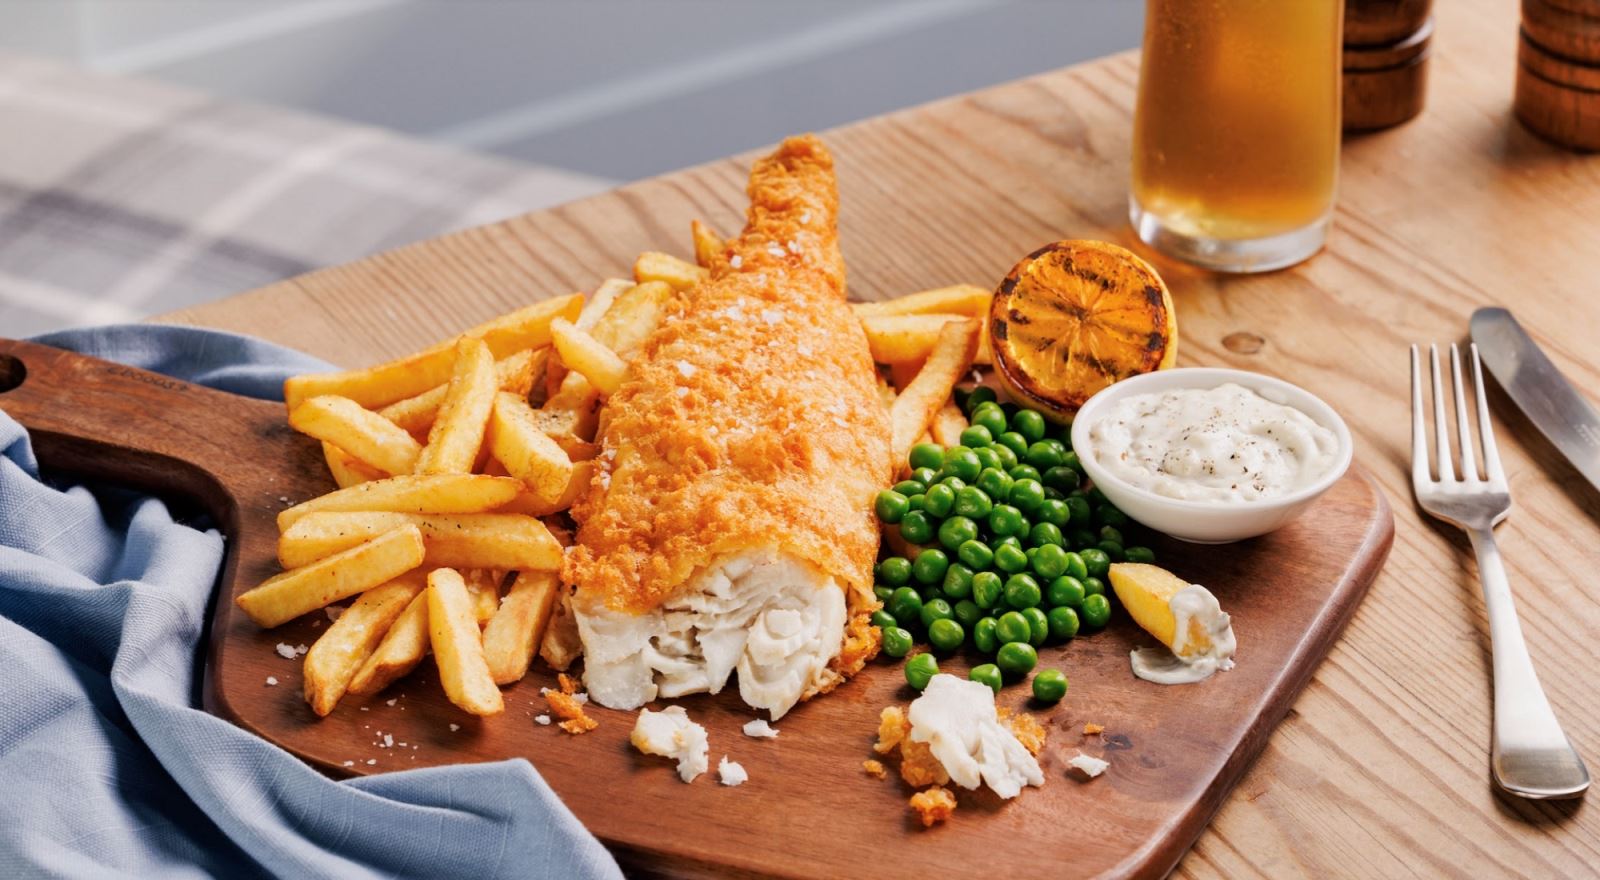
[278,512,563,571]
[303,572,427,716]
[862,313,993,366]
[548,278,634,394]
[277,473,525,531]
[323,441,384,489]
[634,250,707,291]
[489,392,574,507]
[690,220,724,268]
[283,293,582,411]
[496,459,596,517]
[346,590,429,696]
[549,319,627,396]
[542,280,671,442]
[465,569,503,624]
[538,587,582,672]
[237,525,425,628]
[482,570,560,685]
[931,402,968,447]
[290,396,422,476]
[427,568,504,716]
[889,319,981,471]
[853,284,992,319]
[415,337,497,475]
[379,348,540,438]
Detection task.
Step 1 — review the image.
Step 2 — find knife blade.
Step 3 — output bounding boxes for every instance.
[1470,307,1600,493]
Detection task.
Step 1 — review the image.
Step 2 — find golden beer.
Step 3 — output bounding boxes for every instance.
[1131,0,1343,272]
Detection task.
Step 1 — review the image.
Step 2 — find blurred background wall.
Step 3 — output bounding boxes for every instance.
[2,0,1142,181]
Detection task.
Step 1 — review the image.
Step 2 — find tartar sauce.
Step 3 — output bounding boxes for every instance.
[1129,584,1237,685]
[1087,383,1338,502]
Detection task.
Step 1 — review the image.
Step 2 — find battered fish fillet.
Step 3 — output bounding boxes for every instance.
[563,135,890,718]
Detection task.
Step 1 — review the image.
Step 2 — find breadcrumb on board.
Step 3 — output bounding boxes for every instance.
[909,787,957,827]
[543,676,598,734]
[862,759,886,779]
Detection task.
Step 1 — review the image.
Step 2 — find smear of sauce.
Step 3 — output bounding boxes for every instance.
[1130,584,1237,685]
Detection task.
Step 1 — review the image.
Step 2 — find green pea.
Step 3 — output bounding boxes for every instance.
[1010,409,1046,442]
[952,486,993,519]
[1062,551,1089,581]
[906,494,926,512]
[905,653,940,690]
[972,571,1004,609]
[920,597,954,630]
[910,466,939,487]
[1096,503,1130,529]
[1065,495,1092,528]
[877,556,912,586]
[983,504,1020,537]
[1035,497,1070,527]
[976,467,1014,501]
[1047,575,1086,608]
[1008,464,1043,485]
[1097,540,1125,562]
[909,442,945,471]
[1087,485,1108,506]
[973,445,1002,471]
[1025,440,1064,471]
[918,583,942,602]
[1098,525,1124,546]
[911,548,950,585]
[937,515,979,552]
[995,610,1032,645]
[923,484,955,518]
[991,441,1019,470]
[1040,437,1068,457]
[1029,522,1064,549]
[892,479,926,497]
[875,490,910,524]
[1080,547,1111,579]
[1030,543,1069,579]
[941,562,974,599]
[973,617,1000,653]
[881,626,914,657]
[969,663,1004,695]
[996,431,1029,458]
[993,535,1023,551]
[1062,450,1085,475]
[953,598,984,630]
[1082,576,1106,598]
[1081,593,1112,628]
[1021,607,1049,645]
[963,386,998,415]
[899,511,935,545]
[956,539,993,571]
[871,609,898,629]
[936,477,967,494]
[1032,668,1068,702]
[1003,573,1042,609]
[889,587,923,627]
[1008,479,1045,514]
[941,446,982,482]
[1047,606,1080,641]
[971,404,1007,438]
[1042,465,1080,493]
[996,641,1038,678]
[993,543,1029,573]
[928,618,965,652]
[959,425,994,448]
[1124,545,1156,564]
[1069,528,1099,549]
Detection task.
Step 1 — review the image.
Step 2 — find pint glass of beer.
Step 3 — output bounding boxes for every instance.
[1130,0,1344,272]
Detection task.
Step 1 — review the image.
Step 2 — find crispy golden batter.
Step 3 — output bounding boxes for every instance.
[862,759,887,779]
[544,687,597,735]
[565,135,891,678]
[909,787,957,827]
[1007,711,1048,757]
[898,739,951,788]
[1084,722,1105,736]
[874,706,910,755]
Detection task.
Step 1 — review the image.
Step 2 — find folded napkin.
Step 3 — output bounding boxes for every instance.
[0,325,621,879]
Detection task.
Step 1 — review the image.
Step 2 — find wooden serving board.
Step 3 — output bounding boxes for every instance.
[0,335,1392,879]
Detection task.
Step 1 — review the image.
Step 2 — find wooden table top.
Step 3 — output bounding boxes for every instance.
[167,0,1599,875]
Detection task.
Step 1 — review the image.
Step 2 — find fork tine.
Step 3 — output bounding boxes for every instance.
[1411,345,1431,487]
[1471,343,1506,482]
[1451,344,1479,481]
[1430,344,1456,482]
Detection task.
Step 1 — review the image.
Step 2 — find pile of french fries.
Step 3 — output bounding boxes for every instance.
[236,218,991,721]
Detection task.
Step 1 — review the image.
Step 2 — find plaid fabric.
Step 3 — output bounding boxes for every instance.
[0,51,612,337]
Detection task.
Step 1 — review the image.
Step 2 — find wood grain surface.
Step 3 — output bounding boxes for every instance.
[0,336,1391,879]
[160,0,1600,875]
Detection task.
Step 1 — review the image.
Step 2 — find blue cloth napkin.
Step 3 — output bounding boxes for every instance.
[0,325,622,880]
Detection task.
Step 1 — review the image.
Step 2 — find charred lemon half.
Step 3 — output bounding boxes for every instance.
[989,240,1177,421]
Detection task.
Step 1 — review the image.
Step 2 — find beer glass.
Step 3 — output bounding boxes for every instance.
[1130,0,1344,272]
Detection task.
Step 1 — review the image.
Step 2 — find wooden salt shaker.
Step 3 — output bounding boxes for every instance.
[1343,0,1434,131]
[1516,0,1600,149]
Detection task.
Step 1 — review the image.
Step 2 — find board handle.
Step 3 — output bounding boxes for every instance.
[0,337,291,522]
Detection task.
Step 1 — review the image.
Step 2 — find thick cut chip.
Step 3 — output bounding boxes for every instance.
[489,392,575,508]
[278,512,563,571]
[889,319,981,471]
[690,220,724,268]
[427,568,504,716]
[237,525,424,628]
[290,395,422,476]
[930,402,968,447]
[323,441,384,489]
[303,572,427,716]
[282,293,582,411]
[853,284,991,319]
[482,570,561,685]
[862,314,993,366]
[347,591,429,696]
[379,348,540,438]
[415,337,497,474]
[548,278,633,393]
[495,459,595,517]
[277,474,524,531]
[633,250,707,291]
[464,568,503,624]
[549,319,627,396]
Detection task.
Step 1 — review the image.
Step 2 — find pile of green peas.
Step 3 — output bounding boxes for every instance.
[870,388,1155,703]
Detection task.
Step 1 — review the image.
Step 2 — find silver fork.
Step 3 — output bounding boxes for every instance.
[1411,343,1589,800]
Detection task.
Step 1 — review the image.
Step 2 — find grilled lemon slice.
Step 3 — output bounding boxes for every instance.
[989,240,1177,421]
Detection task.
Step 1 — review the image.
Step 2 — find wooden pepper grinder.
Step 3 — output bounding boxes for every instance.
[1516,0,1600,149]
[1343,0,1434,131]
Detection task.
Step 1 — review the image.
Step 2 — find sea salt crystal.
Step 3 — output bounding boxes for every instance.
[786,239,801,254]
[343,761,354,767]
[366,759,377,766]
[535,715,552,726]
[449,724,460,732]
[295,644,308,656]
[676,360,696,378]
[265,676,278,687]
[800,210,812,223]
[742,719,778,739]
[386,698,397,707]
[766,244,786,258]
[718,757,748,786]
[274,643,296,659]
[675,387,689,398]
[324,605,346,622]
[383,734,394,748]
[760,309,783,325]
[730,254,743,269]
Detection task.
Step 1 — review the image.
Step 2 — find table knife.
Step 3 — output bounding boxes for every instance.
[1470,307,1600,494]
